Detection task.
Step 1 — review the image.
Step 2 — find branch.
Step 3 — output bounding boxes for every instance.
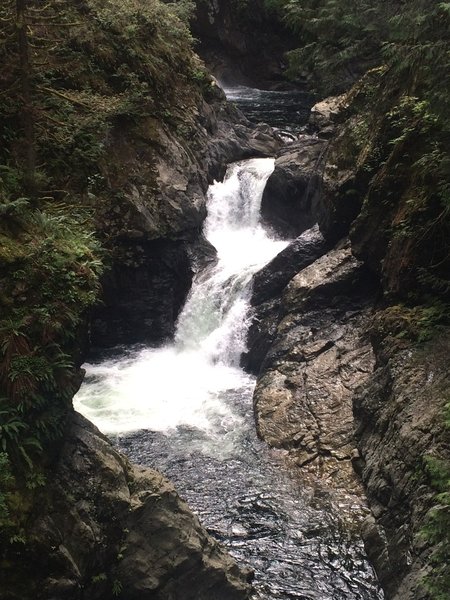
[30,21,82,26]
[28,3,53,14]
[40,112,69,128]
[37,85,90,109]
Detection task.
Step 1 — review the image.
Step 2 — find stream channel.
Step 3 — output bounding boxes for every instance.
[75,89,384,600]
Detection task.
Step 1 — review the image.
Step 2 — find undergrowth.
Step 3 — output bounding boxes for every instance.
[0,193,103,542]
[0,0,211,544]
[421,402,450,599]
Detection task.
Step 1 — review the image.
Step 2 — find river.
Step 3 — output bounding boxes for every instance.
[223,85,312,134]
[75,91,383,599]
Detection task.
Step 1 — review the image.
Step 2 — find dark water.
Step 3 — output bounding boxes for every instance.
[224,85,313,134]
[114,386,383,600]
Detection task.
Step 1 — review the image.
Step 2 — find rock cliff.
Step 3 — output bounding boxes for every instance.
[191,0,297,87]
[2,413,251,600]
[245,87,449,599]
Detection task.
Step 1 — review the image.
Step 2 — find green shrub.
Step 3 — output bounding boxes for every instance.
[422,435,450,600]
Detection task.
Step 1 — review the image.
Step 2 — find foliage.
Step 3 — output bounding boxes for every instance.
[0,453,14,531]
[0,0,207,196]
[371,303,449,347]
[266,0,450,101]
[112,579,123,597]
[0,198,103,540]
[421,403,450,599]
[263,0,388,91]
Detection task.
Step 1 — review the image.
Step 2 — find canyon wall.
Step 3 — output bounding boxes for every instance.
[246,90,449,599]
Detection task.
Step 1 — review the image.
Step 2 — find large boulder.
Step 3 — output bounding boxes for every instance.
[2,413,252,600]
[243,226,329,374]
[260,135,327,239]
[250,244,379,490]
[259,94,370,245]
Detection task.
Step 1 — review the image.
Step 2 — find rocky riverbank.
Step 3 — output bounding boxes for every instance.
[245,92,449,599]
[2,413,251,600]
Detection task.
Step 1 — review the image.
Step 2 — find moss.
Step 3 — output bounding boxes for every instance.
[370,303,449,350]
[420,401,450,600]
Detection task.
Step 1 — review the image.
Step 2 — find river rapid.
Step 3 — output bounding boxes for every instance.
[75,91,384,600]
[223,85,312,135]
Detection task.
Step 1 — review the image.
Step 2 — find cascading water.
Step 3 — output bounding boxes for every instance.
[75,158,286,439]
[175,158,287,366]
[75,158,383,599]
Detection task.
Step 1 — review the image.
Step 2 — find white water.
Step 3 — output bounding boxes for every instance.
[75,158,288,438]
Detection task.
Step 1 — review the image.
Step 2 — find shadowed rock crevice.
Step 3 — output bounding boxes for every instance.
[191,0,298,88]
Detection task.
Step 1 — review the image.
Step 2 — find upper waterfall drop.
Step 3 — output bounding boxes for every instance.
[205,157,275,234]
[74,157,287,435]
[175,157,286,366]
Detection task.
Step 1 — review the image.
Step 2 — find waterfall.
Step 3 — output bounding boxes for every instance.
[74,156,383,600]
[74,158,287,436]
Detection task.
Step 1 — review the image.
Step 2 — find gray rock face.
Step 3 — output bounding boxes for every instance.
[3,413,251,600]
[191,0,297,88]
[260,135,327,239]
[354,334,450,600]
[250,244,379,490]
[243,226,329,374]
[92,89,281,348]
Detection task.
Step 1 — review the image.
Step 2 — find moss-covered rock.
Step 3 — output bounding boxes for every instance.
[1,413,252,600]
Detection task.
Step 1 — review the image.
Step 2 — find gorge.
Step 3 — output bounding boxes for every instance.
[74,153,381,599]
[0,1,449,600]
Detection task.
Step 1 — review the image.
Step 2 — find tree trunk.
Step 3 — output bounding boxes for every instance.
[16,0,36,197]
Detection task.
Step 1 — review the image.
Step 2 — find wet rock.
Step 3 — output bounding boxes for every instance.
[243,226,329,374]
[3,413,252,600]
[244,78,449,600]
[251,226,328,306]
[260,135,327,239]
[259,94,372,246]
[354,334,450,600]
[309,94,349,132]
[250,245,379,490]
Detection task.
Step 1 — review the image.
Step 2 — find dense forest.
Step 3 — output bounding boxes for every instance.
[0,0,449,599]
[0,0,208,567]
